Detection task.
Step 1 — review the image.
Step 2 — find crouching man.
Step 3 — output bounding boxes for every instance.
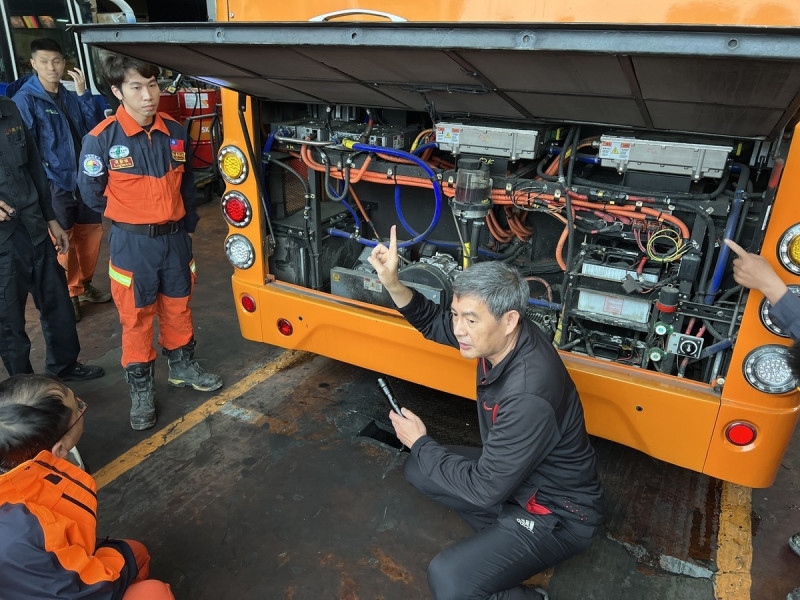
[369,226,604,599]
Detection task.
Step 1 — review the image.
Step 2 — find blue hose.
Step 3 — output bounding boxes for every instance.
[413,142,438,155]
[704,164,750,304]
[528,298,563,311]
[328,178,361,231]
[698,338,732,360]
[327,142,442,249]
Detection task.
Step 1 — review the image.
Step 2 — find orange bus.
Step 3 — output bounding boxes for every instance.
[75,0,800,487]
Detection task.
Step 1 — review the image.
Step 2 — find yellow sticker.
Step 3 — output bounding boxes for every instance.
[109,157,134,169]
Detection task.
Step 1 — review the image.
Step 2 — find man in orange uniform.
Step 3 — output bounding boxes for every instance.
[0,374,175,599]
[77,54,221,431]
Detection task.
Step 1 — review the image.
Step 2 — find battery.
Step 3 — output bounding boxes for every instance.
[599,133,731,180]
[577,262,659,324]
[435,122,543,160]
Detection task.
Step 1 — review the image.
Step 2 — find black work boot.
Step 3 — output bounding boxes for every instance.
[124,361,156,430]
[163,339,223,392]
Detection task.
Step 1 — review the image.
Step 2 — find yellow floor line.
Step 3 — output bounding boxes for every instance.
[93,350,311,490]
[714,481,752,599]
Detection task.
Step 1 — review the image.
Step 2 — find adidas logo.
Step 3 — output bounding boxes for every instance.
[516,518,535,532]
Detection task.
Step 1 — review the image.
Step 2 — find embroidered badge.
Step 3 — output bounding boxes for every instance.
[109,145,130,158]
[170,138,185,152]
[109,157,134,169]
[82,154,104,177]
[172,151,186,162]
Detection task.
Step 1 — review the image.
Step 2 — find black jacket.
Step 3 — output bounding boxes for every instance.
[399,290,603,535]
[772,290,800,341]
[0,97,52,245]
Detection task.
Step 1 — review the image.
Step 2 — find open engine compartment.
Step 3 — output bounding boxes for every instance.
[250,108,794,392]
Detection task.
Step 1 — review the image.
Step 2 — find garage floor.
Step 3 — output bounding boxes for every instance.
[5,199,799,599]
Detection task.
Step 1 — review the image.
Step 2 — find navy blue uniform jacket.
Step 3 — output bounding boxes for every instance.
[11,75,101,192]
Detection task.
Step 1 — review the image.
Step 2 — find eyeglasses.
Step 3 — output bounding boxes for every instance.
[64,397,88,435]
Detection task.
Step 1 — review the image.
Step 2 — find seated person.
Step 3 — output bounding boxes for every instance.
[0,374,174,599]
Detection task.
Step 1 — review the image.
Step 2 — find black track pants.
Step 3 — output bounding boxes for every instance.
[404,446,595,600]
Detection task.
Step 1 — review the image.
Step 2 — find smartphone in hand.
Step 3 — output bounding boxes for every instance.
[377,377,403,415]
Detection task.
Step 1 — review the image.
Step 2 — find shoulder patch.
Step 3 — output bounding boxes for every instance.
[82,154,104,177]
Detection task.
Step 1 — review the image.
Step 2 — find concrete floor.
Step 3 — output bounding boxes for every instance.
[5,199,800,599]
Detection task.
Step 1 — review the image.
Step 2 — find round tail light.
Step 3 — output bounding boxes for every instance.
[225,234,255,269]
[277,318,293,336]
[725,422,756,446]
[218,145,248,184]
[241,294,256,312]
[742,344,798,394]
[222,191,252,227]
[777,223,800,275]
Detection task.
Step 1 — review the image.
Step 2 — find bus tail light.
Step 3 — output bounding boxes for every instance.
[725,422,756,446]
[222,191,252,227]
[218,145,248,184]
[241,294,256,312]
[225,234,255,269]
[777,223,800,275]
[742,344,797,394]
[759,284,800,337]
[277,318,293,336]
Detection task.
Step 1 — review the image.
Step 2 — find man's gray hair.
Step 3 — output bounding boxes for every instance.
[0,375,72,472]
[452,262,529,320]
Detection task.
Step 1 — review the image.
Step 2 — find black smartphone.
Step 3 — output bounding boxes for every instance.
[377,377,403,415]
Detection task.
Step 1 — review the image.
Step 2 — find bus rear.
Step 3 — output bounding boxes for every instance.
[76,0,800,486]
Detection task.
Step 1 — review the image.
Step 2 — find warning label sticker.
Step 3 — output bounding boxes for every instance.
[363,278,383,293]
[436,125,460,144]
[598,140,632,161]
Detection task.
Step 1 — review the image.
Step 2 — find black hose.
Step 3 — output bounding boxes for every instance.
[317,148,351,202]
[701,319,728,342]
[559,127,578,304]
[237,93,275,246]
[536,154,558,182]
[671,200,717,298]
[265,156,319,288]
[717,284,742,302]
[500,242,528,263]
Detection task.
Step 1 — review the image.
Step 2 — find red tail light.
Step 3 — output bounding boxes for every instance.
[222,191,252,227]
[725,422,756,446]
[277,318,293,336]
[241,295,256,312]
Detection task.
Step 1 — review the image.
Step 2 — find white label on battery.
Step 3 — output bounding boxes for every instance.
[577,290,651,323]
[603,296,624,316]
[436,125,460,144]
[184,92,211,110]
[363,278,383,293]
[599,140,632,161]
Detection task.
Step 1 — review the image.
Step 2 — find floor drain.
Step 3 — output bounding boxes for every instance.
[359,420,408,452]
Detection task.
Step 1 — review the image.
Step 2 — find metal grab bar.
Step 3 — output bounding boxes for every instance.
[309,9,407,22]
